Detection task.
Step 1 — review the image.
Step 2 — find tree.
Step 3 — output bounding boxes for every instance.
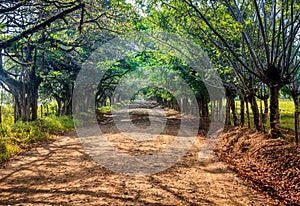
[284,57,300,144]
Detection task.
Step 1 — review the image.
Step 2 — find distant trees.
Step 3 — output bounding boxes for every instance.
[93,51,210,128]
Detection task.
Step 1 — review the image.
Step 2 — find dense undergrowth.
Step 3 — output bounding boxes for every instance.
[0,115,74,162]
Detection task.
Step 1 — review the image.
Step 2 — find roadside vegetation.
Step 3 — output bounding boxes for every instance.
[0,105,74,162]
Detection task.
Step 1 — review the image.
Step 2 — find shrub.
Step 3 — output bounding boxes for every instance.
[0,125,11,137]
[0,139,20,162]
[0,115,74,162]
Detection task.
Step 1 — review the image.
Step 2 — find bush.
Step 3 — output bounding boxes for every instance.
[41,115,74,132]
[0,115,74,162]
[11,121,32,145]
[0,125,11,137]
[0,139,20,162]
[0,140,7,155]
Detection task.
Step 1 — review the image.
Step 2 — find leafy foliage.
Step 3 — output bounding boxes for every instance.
[0,115,74,162]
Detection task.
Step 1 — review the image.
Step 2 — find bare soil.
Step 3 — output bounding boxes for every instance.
[0,108,278,205]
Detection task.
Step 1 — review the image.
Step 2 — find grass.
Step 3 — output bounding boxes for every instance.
[96,100,134,113]
[98,106,112,113]
[232,98,296,131]
[279,99,295,130]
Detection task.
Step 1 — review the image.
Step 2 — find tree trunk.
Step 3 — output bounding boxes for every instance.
[211,100,216,121]
[174,100,180,111]
[182,97,188,113]
[12,46,40,122]
[197,96,202,119]
[295,102,299,145]
[65,98,72,116]
[14,96,21,123]
[245,97,251,128]
[240,95,245,127]
[218,98,223,122]
[225,97,231,126]
[14,84,35,122]
[292,95,299,145]
[263,96,269,124]
[56,98,62,116]
[259,97,263,129]
[30,49,39,121]
[40,105,43,118]
[197,95,209,130]
[202,99,209,118]
[31,82,39,121]
[269,85,281,138]
[230,97,239,126]
[249,94,261,131]
[0,106,2,124]
[61,85,73,116]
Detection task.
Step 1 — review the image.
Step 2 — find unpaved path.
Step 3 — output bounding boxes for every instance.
[0,107,276,205]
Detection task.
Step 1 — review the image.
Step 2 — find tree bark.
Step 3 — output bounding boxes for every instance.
[56,98,62,116]
[31,82,39,121]
[0,106,2,124]
[263,96,269,124]
[249,94,261,131]
[225,97,231,126]
[230,97,239,126]
[218,98,223,122]
[292,95,299,145]
[259,97,263,129]
[269,85,281,138]
[197,95,209,130]
[61,85,72,116]
[245,97,251,128]
[295,102,299,145]
[240,95,245,127]
[10,46,41,122]
[14,87,30,122]
[30,50,39,121]
[183,97,188,113]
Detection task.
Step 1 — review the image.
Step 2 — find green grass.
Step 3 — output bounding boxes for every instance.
[279,99,295,130]
[0,104,14,125]
[96,100,132,113]
[231,99,296,131]
[98,106,112,113]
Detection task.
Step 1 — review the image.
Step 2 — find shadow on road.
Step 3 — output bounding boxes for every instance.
[0,105,273,205]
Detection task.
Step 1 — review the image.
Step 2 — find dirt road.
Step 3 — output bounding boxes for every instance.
[0,106,276,205]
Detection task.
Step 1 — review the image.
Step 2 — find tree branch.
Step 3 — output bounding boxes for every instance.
[0,3,84,49]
